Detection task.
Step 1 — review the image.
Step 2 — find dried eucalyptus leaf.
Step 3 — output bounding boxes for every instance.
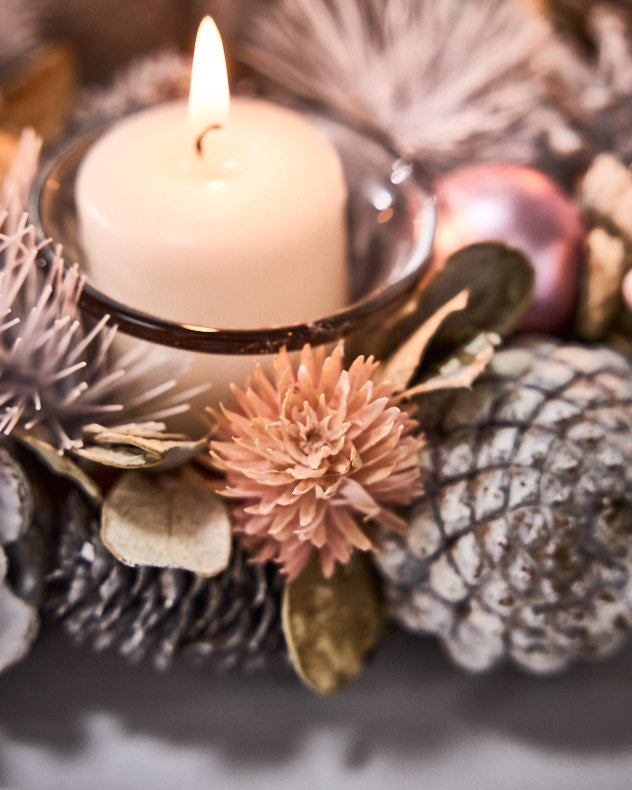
[15,432,102,505]
[377,289,469,391]
[402,331,501,399]
[74,443,161,469]
[282,553,383,694]
[101,468,231,576]
[82,424,191,442]
[77,425,207,470]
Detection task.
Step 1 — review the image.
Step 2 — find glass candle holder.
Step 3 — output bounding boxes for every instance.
[31,116,435,355]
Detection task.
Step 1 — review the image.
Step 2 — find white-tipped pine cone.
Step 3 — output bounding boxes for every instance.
[377,337,632,673]
[47,490,288,672]
[0,444,45,673]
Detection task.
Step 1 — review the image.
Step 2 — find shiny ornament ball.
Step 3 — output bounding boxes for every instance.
[433,163,584,332]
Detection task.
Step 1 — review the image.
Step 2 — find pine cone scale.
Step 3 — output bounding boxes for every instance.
[378,338,632,673]
[47,491,288,672]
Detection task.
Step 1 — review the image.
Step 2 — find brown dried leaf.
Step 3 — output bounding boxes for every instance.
[75,425,207,470]
[72,444,158,468]
[579,153,632,241]
[82,424,192,443]
[0,44,77,142]
[15,431,102,505]
[282,552,383,694]
[576,226,629,341]
[535,0,596,36]
[402,331,500,399]
[101,467,231,576]
[376,289,469,391]
[0,129,19,183]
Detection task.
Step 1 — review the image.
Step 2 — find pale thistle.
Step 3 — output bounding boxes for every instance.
[241,0,577,175]
[210,344,423,580]
[0,130,198,451]
[535,3,632,162]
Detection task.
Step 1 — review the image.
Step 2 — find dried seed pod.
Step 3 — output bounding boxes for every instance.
[47,490,288,673]
[377,337,632,673]
[576,153,632,342]
[577,225,629,341]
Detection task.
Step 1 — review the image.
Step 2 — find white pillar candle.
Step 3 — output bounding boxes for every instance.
[75,17,348,432]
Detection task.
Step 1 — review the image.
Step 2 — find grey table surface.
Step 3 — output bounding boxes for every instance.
[1,625,631,790]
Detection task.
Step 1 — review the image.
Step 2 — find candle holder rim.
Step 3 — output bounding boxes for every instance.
[31,116,436,355]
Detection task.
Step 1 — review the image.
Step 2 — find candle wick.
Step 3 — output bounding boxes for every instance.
[195,124,223,156]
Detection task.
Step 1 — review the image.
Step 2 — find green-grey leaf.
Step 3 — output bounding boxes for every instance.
[101,467,231,577]
[282,552,383,694]
[380,242,534,353]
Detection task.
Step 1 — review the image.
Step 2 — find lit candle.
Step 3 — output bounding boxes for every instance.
[76,17,348,431]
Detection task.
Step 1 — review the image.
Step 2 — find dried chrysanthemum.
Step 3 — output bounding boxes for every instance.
[210,343,423,580]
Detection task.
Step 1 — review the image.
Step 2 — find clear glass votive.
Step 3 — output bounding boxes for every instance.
[31,116,436,356]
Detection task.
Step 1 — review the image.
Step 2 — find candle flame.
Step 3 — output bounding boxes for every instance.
[188,16,230,151]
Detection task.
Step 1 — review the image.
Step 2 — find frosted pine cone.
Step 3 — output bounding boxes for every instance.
[0,443,45,672]
[377,337,632,673]
[47,491,287,673]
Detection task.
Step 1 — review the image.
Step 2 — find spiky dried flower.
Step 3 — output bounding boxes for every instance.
[241,0,577,176]
[0,130,199,450]
[210,343,423,580]
[536,3,632,163]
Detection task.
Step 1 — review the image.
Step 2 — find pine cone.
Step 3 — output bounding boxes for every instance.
[377,337,632,673]
[0,443,45,672]
[47,490,288,672]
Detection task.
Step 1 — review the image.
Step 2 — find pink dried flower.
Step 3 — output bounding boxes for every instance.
[210,343,423,580]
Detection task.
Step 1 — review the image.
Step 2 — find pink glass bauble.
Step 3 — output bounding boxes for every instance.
[433,163,584,332]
